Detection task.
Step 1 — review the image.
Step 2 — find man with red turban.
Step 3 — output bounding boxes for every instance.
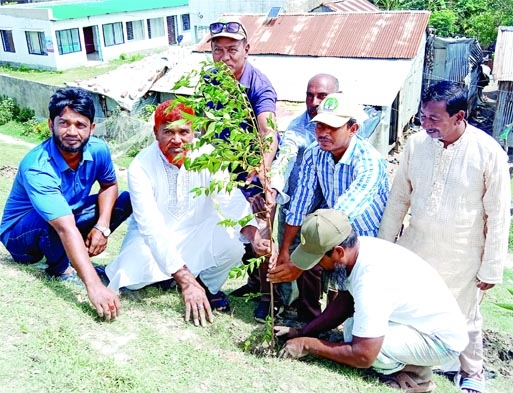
[106,100,270,327]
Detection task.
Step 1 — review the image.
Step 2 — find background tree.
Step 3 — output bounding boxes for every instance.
[372,0,513,46]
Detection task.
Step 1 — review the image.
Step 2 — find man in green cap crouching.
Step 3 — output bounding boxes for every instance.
[274,209,468,392]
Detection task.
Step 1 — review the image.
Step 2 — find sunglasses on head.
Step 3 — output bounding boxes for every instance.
[209,21,246,36]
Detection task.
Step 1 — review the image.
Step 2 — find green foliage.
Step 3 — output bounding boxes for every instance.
[495,288,513,312]
[466,12,500,48]
[429,10,458,37]
[375,0,513,47]
[0,97,15,125]
[138,104,157,122]
[373,0,425,10]
[118,53,145,63]
[0,62,62,75]
[171,59,278,350]
[125,135,153,158]
[0,95,37,131]
[17,107,35,123]
[509,216,513,252]
[172,60,272,201]
[229,256,265,280]
[21,118,51,141]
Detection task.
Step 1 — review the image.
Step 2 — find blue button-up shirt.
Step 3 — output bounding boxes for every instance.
[271,111,316,200]
[286,135,390,236]
[0,136,116,244]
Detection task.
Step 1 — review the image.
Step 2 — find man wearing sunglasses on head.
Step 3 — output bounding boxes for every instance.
[208,17,282,321]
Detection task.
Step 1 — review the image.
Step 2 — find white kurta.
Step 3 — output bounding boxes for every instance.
[106,142,255,292]
[379,125,511,316]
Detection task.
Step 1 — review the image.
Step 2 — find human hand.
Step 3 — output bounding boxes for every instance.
[477,279,495,291]
[263,182,277,212]
[85,228,108,257]
[268,259,302,283]
[268,242,278,268]
[251,236,272,257]
[181,281,214,327]
[274,325,299,339]
[278,338,309,359]
[87,282,121,321]
[247,193,267,219]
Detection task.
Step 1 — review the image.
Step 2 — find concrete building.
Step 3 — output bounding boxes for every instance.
[310,0,379,12]
[188,0,319,42]
[0,0,190,70]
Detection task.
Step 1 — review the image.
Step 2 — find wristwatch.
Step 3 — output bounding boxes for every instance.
[94,224,111,238]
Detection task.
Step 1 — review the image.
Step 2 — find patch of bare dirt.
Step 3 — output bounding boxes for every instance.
[483,329,513,378]
[0,165,17,179]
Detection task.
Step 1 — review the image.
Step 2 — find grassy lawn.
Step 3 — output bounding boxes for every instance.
[0,128,512,392]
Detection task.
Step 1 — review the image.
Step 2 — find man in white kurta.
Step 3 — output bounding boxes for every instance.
[378,81,510,392]
[106,100,269,327]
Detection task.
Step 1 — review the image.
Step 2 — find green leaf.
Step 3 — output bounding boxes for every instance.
[495,302,513,311]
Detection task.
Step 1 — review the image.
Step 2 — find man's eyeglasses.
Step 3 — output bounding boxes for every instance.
[209,22,246,37]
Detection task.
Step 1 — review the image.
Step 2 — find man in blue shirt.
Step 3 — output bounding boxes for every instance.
[271,73,339,311]
[0,87,132,321]
[269,93,389,322]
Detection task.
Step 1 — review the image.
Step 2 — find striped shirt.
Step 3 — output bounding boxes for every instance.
[286,135,390,236]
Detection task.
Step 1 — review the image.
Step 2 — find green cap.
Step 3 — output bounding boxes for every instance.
[310,93,366,128]
[291,209,352,270]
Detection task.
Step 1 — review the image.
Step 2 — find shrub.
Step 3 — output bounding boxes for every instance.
[16,107,35,123]
[21,118,51,140]
[138,104,157,122]
[0,97,15,125]
[0,95,35,125]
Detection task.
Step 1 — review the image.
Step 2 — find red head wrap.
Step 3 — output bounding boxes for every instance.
[154,100,194,129]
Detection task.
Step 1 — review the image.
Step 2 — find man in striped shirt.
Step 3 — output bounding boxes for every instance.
[269,93,389,322]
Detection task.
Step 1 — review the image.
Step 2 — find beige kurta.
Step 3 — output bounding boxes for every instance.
[379,124,510,316]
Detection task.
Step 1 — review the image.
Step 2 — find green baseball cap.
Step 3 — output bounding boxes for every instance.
[311,93,366,128]
[291,209,352,270]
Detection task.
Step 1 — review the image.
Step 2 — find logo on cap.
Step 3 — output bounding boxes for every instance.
[300,234,306,245]
[322,97,338,112]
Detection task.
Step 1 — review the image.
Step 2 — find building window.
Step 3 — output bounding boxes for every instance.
[25,31,47,55]
[147,17,165,39]
[56,28,81,55]
[181,14,190,31]
[127,20,145,41]
[103,22,124,46]
[0,30,15,53]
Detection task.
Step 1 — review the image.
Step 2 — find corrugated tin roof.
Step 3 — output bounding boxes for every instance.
[31,0,187,20]
[67,47,191,111]
[195,11,430,59]
[493,26,513,82]
[150,52,416,106]
[315,0,379,12]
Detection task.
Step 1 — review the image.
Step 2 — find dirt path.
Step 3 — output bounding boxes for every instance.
[0,133,35,147]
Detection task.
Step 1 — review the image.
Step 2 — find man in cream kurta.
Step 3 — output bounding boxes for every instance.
[106,100,269,327]
[379,81,510,392]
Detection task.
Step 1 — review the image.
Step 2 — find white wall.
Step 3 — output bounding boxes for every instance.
[188,0,318,42]
[396,34,426,141]
[0,5,190,70]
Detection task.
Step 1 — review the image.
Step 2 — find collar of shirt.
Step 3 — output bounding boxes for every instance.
[49,138,93,172]
[337,136,358,165]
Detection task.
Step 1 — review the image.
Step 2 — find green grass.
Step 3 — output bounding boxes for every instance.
[0,50,164,86]
[0,131,512,392]
[0,121,42,144]
[482,268,513,333]
[510,176,513,252]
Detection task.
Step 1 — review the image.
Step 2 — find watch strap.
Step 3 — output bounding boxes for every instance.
[94,224,111,237]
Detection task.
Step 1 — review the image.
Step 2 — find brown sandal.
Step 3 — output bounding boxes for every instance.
[380,372,436,393]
